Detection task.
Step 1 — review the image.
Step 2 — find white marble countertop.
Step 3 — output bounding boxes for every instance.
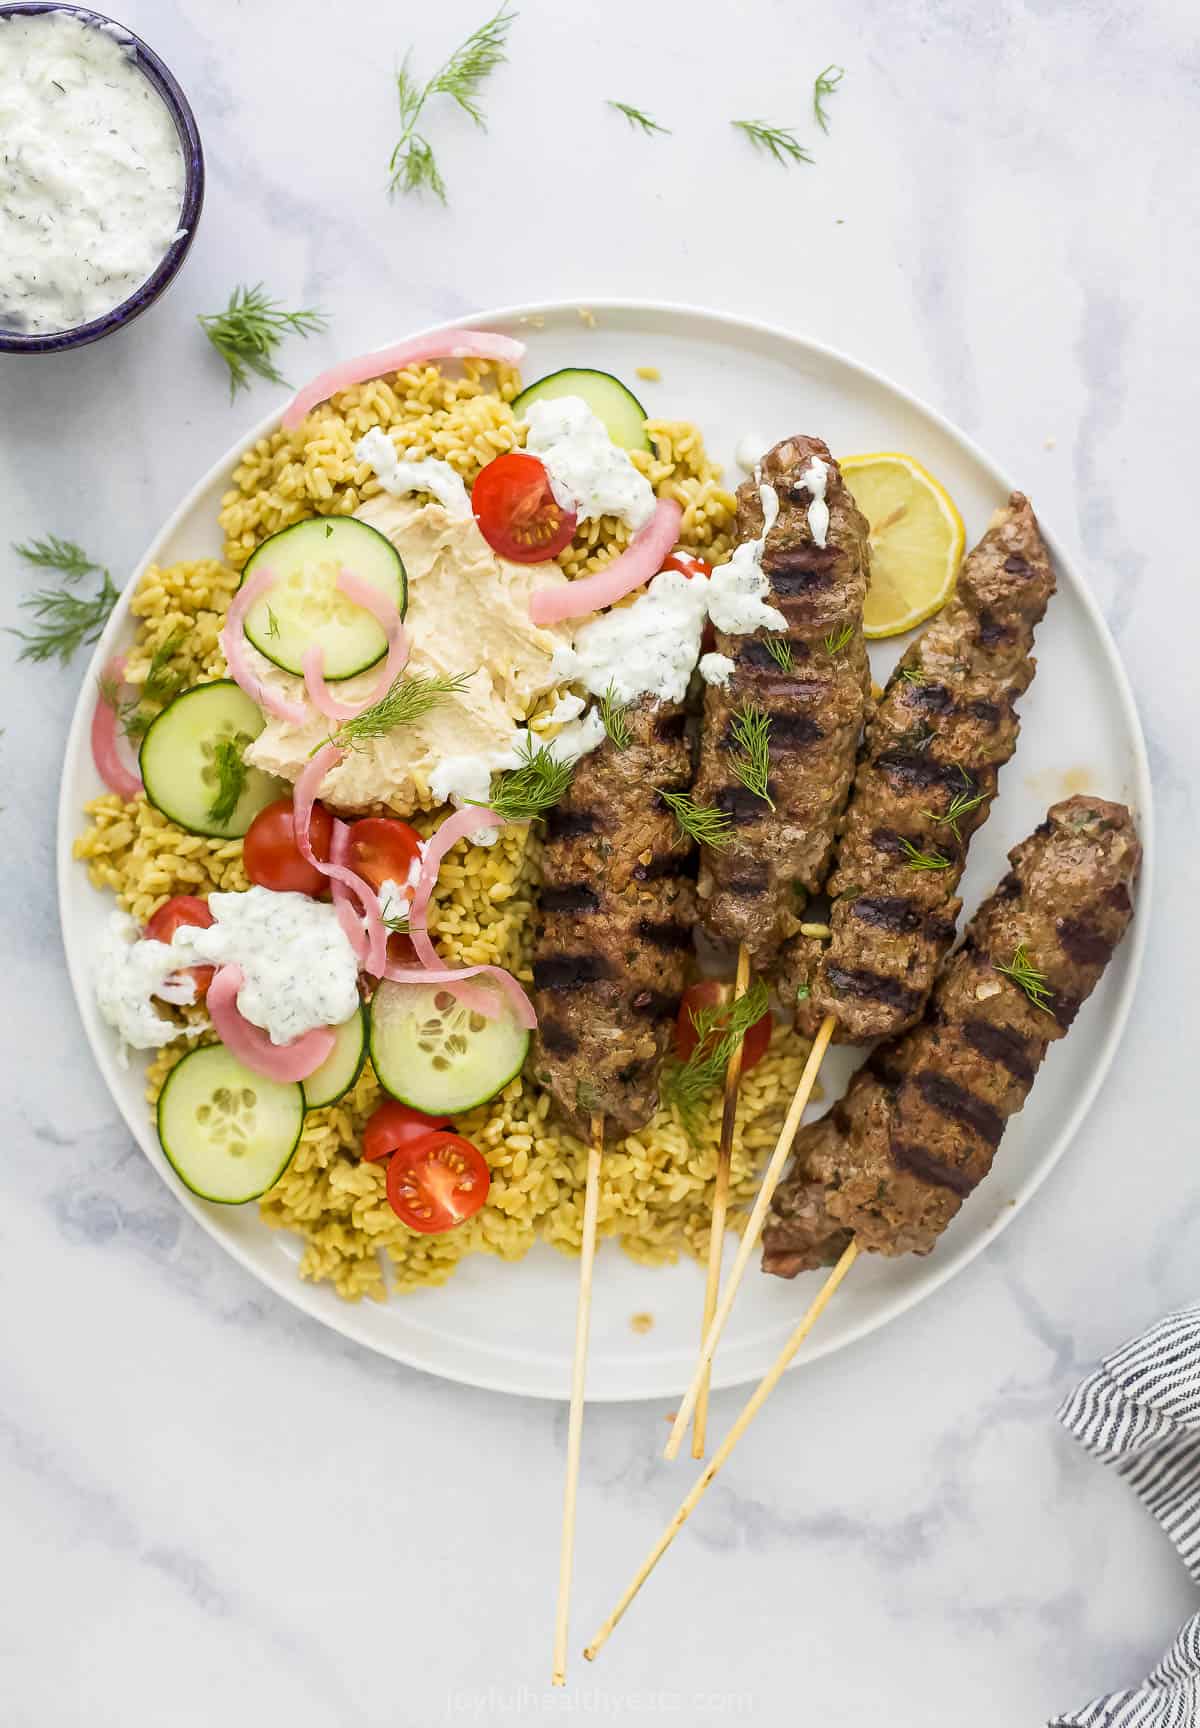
[2,0,1197,1721]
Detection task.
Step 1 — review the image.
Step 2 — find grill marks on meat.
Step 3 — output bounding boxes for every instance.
[530,695,695,1134]
[763,796,1141,1276]
[781,493,1056,1043]
[693,436,871,967]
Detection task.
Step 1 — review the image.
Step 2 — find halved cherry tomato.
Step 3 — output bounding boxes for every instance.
[674,978,773,1073]
[661,552,716,653]
[385,1132,490,1232]
[345,817,423,895]
[362,1099,452,1164]
[244,797,333,898]
[472,452,577,563]
[145,894,216,1000]
[661,552,712,580]
[386,929,418,968]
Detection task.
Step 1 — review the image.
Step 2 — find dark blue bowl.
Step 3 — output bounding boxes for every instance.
[0,3,204,353]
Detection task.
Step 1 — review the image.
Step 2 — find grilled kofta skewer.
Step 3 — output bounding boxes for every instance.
[530,695,695,1135]
[582,797,1139,1650]
[693,436,872,968]
[763,795,1141,1277]
[782,492,1056,1042]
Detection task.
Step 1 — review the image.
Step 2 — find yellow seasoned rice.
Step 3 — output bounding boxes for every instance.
[216,360,737,579]
[75,361,808,1304]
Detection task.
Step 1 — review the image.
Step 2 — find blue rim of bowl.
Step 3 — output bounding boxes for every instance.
[0,2,204,354]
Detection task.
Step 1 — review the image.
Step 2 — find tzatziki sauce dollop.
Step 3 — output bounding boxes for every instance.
[95,889,360,1060]
[0,11,186,336]
[551,568,712,707]
[355,427,472,519]
[706,475,787,637]
[523,396,656,531]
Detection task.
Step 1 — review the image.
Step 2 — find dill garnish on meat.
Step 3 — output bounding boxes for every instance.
[659,789,733,849]
[728,703,775,809]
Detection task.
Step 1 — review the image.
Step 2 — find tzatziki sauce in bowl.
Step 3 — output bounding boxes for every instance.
[0,3,203,353]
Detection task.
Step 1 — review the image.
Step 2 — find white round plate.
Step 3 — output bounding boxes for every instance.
[58,300,1152,1400]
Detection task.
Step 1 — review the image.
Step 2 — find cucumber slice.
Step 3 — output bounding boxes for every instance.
[139,681,285,840]
[157,1044,304,1204]
[241,517,407,681]
[302,1003,368,1109]
[370,980,530,1115]
[512,368,651,453]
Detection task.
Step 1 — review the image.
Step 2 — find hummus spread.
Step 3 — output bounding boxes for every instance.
[244,496,574,813]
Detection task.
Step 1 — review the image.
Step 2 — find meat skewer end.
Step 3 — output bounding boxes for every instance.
[779,490,1057,1046]
[690,940,751,1460]
[694,435,871,970]
[588,796,1140,1656]
[764,795,1141,1275]
[552,1112,605,1686]
[531,694,696,1135]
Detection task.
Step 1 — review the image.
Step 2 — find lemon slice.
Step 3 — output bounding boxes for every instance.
[841,453,965,638]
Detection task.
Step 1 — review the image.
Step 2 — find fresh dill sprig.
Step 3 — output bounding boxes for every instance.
[608,100,670,136]
[813,63,845,134]
[335,669,472,747]
[378,886,410,933]
[11,534,118,665]
[902,719,935,753]
[661,977,771,1141]
[659,789,733,850]
[143,631,185,703]
[97,675,140,736]
[732,119,814,167]
[389,5,517,202]
[924,787,989,842]
[198,284,327,400]
[105,632,187,742]
[994,943,1055,1014]
[266,605,281,640]
[824,621,855,657]
[138,632,184,709]
[898,837,953,871]
[474,739,574,822]
[764,635,794,673]
[13,534,102,581]
[207,739,247,827]
[729,702,775,810]
[599,682,632,750]
[96,667,122,708]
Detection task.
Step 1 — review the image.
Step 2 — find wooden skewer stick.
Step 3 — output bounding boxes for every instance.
[584,1236,859,1663]
[691,941,752,1460]
[664,1012,837,1461]
[552,1113,605,1687]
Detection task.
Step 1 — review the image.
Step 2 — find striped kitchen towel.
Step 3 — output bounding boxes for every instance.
[1052,1303,1200,1727]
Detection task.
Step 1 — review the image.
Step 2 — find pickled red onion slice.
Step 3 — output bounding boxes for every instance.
[208,964,336,1082]
[293,744,387,977]
[300,566,410,723]
[221,565,309,727]
[282,329,526,431]
[381,957,537,1031]
[92,655,143,801]
[529,499,683,626]
[329,819,369,965]
[407,806,507,1019]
